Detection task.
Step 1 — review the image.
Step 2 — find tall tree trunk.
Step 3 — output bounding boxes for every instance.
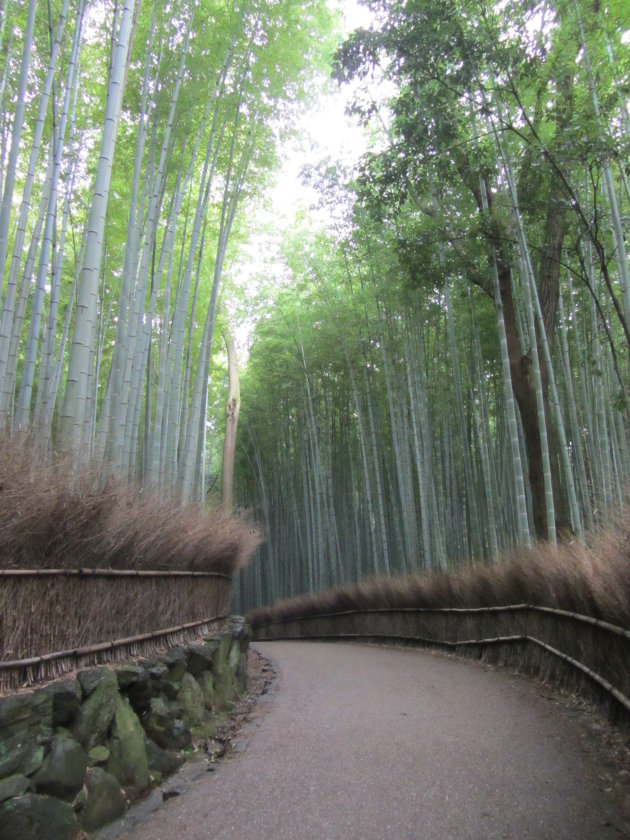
[221,330,240,512]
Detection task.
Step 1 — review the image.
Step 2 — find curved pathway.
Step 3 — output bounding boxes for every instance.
[106,642,629,839]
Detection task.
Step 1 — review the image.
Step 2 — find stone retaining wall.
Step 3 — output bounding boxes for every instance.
[0,616,250,838]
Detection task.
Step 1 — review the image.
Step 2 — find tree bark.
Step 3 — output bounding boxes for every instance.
[221,330,240,512]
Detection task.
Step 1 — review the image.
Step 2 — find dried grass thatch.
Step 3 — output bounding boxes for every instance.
[247,515,630,727]
[0,440,263,688]
[248,519,630,628]
[0,441,262,574]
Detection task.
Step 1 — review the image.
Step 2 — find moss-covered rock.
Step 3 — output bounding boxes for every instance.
[145,739,183,778]
[0,793,79,840]
[228,616,251,654]
[41,680,82,727]
[107,696,149,796]
[77,767,125,833]
[0,625,250,835]
[143,696,192,751]
[88,745,110,766]
[212,634,232,675]
[177,673,208,729]
[119,666,152,716]
[187,643,215,676]
[214,640,241,706]
[0,691,51,778]
[31,733,87,801]
[115,665,148,690]
[137,659,168,693]
[196,672,215,709]
[77,667,115,697]
[72,671,119,750]
[0,774,32,804]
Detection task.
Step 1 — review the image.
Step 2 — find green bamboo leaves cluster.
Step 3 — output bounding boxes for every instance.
[234,0,630,611]
[0,0,332,498]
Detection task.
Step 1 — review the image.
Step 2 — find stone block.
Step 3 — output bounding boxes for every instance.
[187,643,215,676]
[72,675,119,751]
[0,774,32,804]
[76,767,125,833]
[41,680,82,727]
[32,733,87,801]
[0,793,79,840]
[107,696,149,796]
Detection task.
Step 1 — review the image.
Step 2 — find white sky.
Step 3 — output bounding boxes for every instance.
[228,1,378,349]
[268,1,375,222]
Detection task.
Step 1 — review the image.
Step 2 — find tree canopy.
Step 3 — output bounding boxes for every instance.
[0,0,333,501]
[1,1,629,611]
[234,0,630,610]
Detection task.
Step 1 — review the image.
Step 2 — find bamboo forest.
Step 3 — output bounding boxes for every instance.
[0,0,629,613]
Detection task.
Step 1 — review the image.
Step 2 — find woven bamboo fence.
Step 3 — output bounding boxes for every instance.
[252,605,630,723]
[0,568,233,691]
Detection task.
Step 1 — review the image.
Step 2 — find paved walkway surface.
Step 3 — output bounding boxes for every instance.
[105,641,629,840]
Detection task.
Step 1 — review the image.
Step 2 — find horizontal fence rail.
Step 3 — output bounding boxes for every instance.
[1,569,234,691]
[0,615,230,691]
[252,604,630,722]
[0,568,232,579]
[253,604,630,639]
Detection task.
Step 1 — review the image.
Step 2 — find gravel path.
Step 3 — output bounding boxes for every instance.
[105,641,629,840]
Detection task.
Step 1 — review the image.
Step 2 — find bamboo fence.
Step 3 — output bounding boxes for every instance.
[252,604,630,722]
[0,569,233,691]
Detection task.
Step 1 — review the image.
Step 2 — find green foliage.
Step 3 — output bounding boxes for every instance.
[0,0,336,502]
[236,0,630,609]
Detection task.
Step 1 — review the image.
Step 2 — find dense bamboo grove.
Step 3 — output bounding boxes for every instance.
[2,0,630,615]
[0,0,331,497]
[234,0,630,613]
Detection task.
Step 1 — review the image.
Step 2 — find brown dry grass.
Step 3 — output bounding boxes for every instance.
[247,513,630,630]
[0,441,262,574]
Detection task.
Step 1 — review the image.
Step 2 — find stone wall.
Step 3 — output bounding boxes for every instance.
[0,617,250,838]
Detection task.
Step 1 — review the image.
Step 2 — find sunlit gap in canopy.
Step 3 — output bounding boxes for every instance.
[229,0,385,355]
